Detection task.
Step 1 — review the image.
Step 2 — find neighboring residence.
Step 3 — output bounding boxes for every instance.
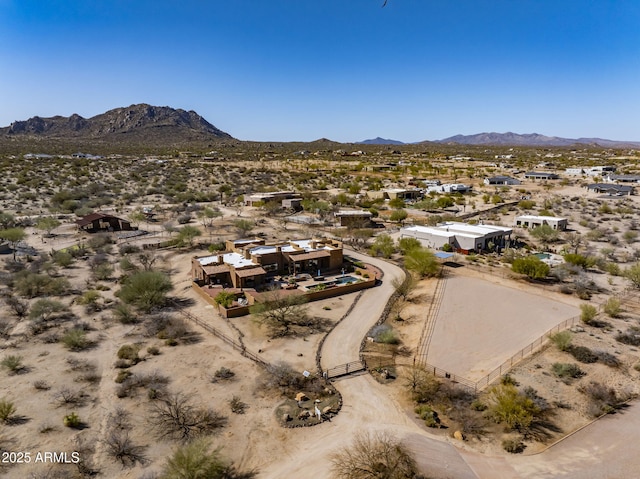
[425,183,472,194]
[76,212,133,233]
[565,166,616,176]
[515,215,568,231]
[366,188,423,201]
[335,209,374,227]
[605,174,640,184]
[484,176,521,186]
[192,237,344,289]
[364,163,396,172]
[244,191,301,207]
[399,221,512,254]
[586,183,635,196]
[524,172,560,180]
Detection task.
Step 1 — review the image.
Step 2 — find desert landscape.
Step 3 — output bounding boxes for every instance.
[1,119,640,479]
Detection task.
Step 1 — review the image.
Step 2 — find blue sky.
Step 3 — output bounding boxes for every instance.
[1,0,639,142]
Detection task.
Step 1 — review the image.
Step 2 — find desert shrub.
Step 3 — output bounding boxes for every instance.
[603,297,622,318]
[116,370,134,384]
[113,302,138,324]
[502,438,525,454]
[161,438,255,479]
[1,354,24,374]
[61,328,90,351]
[414,404,440,428]
[33,379,51,390]
[119,244,141,255]
[594,350,621,368]
[117,270,173,312]
[54,387,86,407]
[212,367,235,382]
[51,250,74,268]
[229,396,247,414]
[117,344,140,363]
[567,345,598,364]
[512,256,549,279]
[406,366,441,404]
[404,247,439,277]
[501,374,518,386]
[103,430,147,467]
[147,346,161,356]
[28,298,67,321]
[14,271,70,297]
[0,397,17,423]
[370,324,400,344]
[471,400,488,411]
[580,304,598,324]
[487,384,540,432]
[563,253,596,270]
[148,392,227,441]
[551,363,585,381]
[549,331,572,351]
[616,328,640,346]
[63,412,82,428]
[330,431,419,479]
[579,381,628,416]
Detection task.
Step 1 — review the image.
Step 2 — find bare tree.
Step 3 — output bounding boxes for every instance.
[148,392,227,442]
[330,431,422,479]
[103,431,147,467]
[249,290,311,338]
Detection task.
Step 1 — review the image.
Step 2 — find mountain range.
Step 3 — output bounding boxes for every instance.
[0,104,233,150]
[2,104,639,149]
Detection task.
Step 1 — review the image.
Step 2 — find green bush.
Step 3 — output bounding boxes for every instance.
[603,297,621,318]
[502,438,525,454]
[117,270,173,312]
[414,404,440,428]
[551,363,584,381]
[1,354,24,374]
[0,397,17,422]
[549,331,572,351]
[512,256,549,279]
[63,412,81,428]
[61,328,89,351]
[117,344,140,362]
[580,304,598,324]
[487,384,540,432]
[616,329,640,346]
[115,370,133,384]
[214,291,235,308]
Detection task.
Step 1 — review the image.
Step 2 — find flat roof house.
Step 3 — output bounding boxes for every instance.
[515,215,568,231]
[586,183,635,196]
[606,174,640,184]
[367,188,423,201]
[484,176,521,186]
[244,191,301,207]
[524,172,560,180]
[335,210,373,227]
[399,221,512,253]
[192,237,344,289]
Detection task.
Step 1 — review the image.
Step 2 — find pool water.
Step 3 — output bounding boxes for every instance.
[534,253,551,260]
[336,275,358,284]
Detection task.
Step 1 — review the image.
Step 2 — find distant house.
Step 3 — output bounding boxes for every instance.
[426,183,472,194]
[244,191,301,207]
[399,221,512,253]
[565,166,616,177]
[335,210,373,227]
[76,213,132,233]
[366,188,423,201]
[484,176,521,186]
[515,215,568,231]
[586,183,635,196]
[606,174,640,184]
[524,172,560,180]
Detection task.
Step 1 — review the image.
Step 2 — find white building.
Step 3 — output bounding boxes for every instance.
[399,222,512,253]
[426,183,472,194]
[565,166,616,177]
[515,215,568,231]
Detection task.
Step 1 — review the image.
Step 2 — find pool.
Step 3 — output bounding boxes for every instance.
[534,253,551,260]
[335,275,358,284]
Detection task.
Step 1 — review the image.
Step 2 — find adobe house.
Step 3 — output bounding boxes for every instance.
[76,212,133,233]
[515,215,568,231]
[192,237,344,288]
[335,210,374,227]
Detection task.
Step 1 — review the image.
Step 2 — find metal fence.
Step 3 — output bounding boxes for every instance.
[325,360,367,379]
[170,302,269,368]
